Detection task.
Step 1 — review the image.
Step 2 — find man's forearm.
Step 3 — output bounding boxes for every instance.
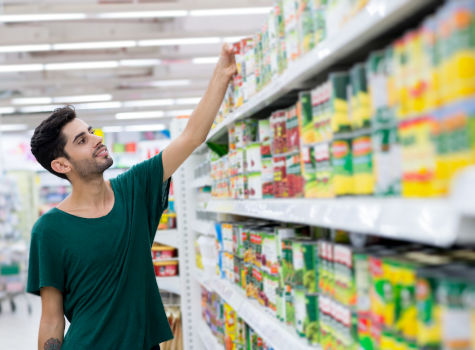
[38,318,64,350]
[183,68,230,144]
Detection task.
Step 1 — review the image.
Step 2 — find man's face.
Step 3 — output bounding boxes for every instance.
[61,118,113,180]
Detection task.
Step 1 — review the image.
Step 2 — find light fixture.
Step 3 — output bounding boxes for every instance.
[192,57,219,64]
[53,41,136,51]
[175,97,201,105]
[75,102,122,110]
[0,64,44,73]
[189,7,271,16]
[150,80,191,87]
[19,105,63,113]
[53,94,113,104]
[0,44,52,53]
[223,36,247,43]
[0,107,15,114]
[124,124,166,132]
[122,99,174,108]
[0,124,28,132]
[116,111,165,120]
[97,11,187,19]
[138,37,220,47]
[119,59,161,67]
[45,61,119,71]
[12,97,53,105]
[0,13,87,23]
[166,109,194,117]
[102,126,124,133]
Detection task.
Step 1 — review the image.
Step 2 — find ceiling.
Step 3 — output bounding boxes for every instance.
[0,0,272,132]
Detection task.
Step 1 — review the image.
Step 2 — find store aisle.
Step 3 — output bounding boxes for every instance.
[0,294,40,349]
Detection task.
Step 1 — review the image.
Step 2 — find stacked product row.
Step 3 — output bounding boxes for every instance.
[206,220,475,350]
[201,285,275,350]
[152,243,179,278]
[210,0,475,198]
[217,0,371,125]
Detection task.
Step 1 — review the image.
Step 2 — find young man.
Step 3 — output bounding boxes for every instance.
[27,44,236,350]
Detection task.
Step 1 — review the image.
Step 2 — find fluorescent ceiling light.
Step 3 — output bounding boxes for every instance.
[150,80,191,87]
[45,61,119,71]
[190,7,271,16]
[138,37,220,47]
[97,11,187,19]
[0,44,52,53]
[53,94,112,104]
[53,41,136,51]
[0,107,15,114]
[0,13,87,23]
[75,102,122,110]
[116,111,165,120]
[102,126,124,133]
[119,59,161,67]
[124,124,166,132]
[12,97,53,105]
[166,109,194,117]
[122,99,174,108]
[0,124,28,132]
[0,64,44,73]
[19,105,63,113]
[175,97,201,105]
[192,57,219,64]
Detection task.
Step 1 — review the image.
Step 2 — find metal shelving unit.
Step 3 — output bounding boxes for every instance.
[154,229,179,248]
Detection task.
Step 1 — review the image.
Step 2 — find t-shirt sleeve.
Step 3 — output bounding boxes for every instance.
[26,227,65,296]
[117,151,171,237]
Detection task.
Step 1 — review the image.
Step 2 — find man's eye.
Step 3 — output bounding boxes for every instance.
[78,138,85,144]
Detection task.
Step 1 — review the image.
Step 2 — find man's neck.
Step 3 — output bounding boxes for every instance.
[58,175,114,217]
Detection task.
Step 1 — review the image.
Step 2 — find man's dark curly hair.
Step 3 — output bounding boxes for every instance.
[30,106,76,180]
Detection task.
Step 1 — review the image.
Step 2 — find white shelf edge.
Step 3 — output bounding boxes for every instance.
[196,0,436,149]
[199,320,225,350]
[197,196,470,247]
[156,276,181,295]
[191,176,212,188]
[194,269,319,350]
[154,229,179,247]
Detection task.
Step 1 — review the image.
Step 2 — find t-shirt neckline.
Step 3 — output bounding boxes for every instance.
[51,179,118,221]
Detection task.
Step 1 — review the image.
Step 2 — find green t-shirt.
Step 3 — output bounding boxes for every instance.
[27,152,173,349]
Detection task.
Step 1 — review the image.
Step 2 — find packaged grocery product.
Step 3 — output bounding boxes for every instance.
[298,90,317,145]
[270,110,288,154]
[275,0,288,74]
[224,303,237,347]
[273,155,288,198]
[152,244,177,260]
[315,141,333,197]
[285,285,296,327]
[399,116,437,197]
[313,0,327,46]
[263,272,279,315]
[300,145,318,198]
[262,158,275,198]
[352,131,374,195]
[261,227,279,275]
[286,152,304,198]
[281,238,294,286]
[283,0,300,63]
[258,119,273,158]
[154,260,179,277]
[297,0,316,55]
[331,135,354,196]
[287,104,301,153]
[246,143,262,173]
[350,63,371,130]
[330,72,351,134]
[247,172,263,199]
[333,243,357,308]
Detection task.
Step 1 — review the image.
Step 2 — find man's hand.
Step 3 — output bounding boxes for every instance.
[215,43,237,81]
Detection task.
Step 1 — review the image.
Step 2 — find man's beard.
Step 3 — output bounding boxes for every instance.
[70,156,114,180]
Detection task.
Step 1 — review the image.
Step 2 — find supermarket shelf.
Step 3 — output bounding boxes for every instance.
[195,269,318,350]
[192,219,216,237]
[199,320,225,350]
[154,229,179,247]
[192,176,212,188]
[196,0,436,152]
[157,276,181,295]
[199,172,475,247]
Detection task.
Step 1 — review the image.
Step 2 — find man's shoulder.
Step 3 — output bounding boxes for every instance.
[32,208,63,236]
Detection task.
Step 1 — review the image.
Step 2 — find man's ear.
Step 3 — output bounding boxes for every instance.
[51,157,71,176]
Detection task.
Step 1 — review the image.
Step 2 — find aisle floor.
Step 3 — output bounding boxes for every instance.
[0,293,41,348]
